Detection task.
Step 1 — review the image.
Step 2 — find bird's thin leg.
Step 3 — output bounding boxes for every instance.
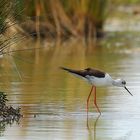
[93,86,101,115]
[87,86,94,116]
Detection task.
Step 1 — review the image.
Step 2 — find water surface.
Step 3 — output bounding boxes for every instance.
[0,35,140,140]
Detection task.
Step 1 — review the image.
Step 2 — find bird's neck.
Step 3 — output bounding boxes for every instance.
[112,79,120,87]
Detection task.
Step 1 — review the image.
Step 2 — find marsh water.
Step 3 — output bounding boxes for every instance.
[0,31,140,140]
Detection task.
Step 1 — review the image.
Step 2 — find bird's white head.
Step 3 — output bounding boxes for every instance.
[112,79,133,96]
[113,79,126,87]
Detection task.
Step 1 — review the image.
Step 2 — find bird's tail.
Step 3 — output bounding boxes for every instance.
[60,66,84,77]
[60,66,88,81]
[60,67,75,73]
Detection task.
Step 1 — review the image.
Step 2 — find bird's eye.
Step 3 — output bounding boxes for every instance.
[122,81,126,85]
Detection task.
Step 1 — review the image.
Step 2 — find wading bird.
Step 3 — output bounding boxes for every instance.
[60,67,133,115]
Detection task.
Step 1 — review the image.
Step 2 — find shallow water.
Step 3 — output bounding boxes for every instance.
[0,34,140,140]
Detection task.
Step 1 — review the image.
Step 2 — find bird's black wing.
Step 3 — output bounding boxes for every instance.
[60,67,105,78]
[84,68,105,78]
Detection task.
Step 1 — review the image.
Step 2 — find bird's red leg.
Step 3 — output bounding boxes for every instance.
[93,86,101,114]
[87,86,94,116]
[86,86,94,127]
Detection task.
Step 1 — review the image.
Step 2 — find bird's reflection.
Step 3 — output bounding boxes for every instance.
[87,114,101,140]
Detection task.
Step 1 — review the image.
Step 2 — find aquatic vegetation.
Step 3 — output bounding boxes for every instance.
[0,92,22,122]
[0,92,21,136]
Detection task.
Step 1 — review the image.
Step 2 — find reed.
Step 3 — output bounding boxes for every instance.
[0,0,25,55]
[0,0,21,34]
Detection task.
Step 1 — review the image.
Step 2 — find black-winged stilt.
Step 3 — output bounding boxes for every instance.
[60,67,132,115]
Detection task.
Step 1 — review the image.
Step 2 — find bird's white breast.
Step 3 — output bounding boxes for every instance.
[85,73,113,86]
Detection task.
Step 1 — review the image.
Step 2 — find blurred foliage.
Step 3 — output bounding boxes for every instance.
[0,0,139,40]
[0,92,21,135]
[0,92,8,108]
[0,92,21,119]
[15,0,108,39]
[0,0,27,57]
[0,0,21,34]
[110,0,140,5]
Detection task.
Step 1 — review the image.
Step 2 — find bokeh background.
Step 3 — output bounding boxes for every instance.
[0,0,140,140]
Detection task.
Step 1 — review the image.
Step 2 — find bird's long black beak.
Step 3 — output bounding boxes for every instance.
[124,86,133,96]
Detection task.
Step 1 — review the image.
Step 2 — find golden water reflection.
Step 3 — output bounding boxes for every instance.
[0,39,140,140]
